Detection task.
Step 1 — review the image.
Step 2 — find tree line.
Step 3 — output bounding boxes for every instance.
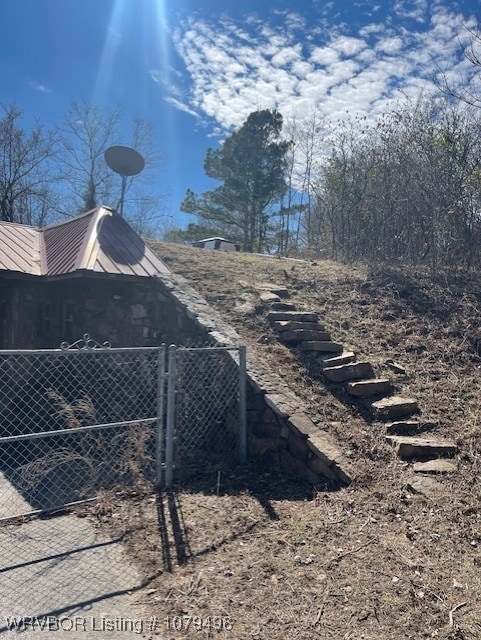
[311,97,481,269]
[0,101,165,233]
[175,97,481,270]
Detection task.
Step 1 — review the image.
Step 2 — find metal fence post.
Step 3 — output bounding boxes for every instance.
[165,345,177,489]
[238,345,247,465]
[155,344,166,488]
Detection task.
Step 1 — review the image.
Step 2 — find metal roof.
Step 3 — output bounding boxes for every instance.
[0,207,170,278]
[196,237,234,243]
[43,209,96,275]
[0,222,41,275]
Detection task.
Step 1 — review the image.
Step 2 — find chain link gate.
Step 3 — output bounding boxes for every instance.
[161,345,247,489]
[0,337,246,628]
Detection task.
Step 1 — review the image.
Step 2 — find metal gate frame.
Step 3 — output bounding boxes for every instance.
[161,344,247,490]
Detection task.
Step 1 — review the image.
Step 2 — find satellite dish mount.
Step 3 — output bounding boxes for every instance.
[104,145,145,217]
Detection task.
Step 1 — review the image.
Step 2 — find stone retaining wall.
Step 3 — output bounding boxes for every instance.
[154,272,353,486]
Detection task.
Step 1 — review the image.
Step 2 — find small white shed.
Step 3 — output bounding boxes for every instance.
[194,237,241,252]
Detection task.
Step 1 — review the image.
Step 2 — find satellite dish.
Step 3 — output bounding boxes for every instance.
[104,145,145,176]
[104,145,145,216]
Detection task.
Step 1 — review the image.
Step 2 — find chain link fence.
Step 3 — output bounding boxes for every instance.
[0,339,160,518]
[0,337,246,628]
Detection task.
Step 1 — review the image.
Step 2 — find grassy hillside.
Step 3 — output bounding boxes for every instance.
[140,241,481,639]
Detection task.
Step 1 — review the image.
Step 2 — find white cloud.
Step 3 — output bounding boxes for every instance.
[394,0,428,23]
[360,23,389,37]
[163,97,199,118]
[284,11,307,32]
[271,45,302,67]
[149,69,164,85]
[375,36,404,54]
[29,81,51,93]
[168,4,479,132]
[309,46,340,66]
[291,59,314,78]
[330,35,367,57]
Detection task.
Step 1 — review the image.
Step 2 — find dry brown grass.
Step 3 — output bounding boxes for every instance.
[100,243,481,639]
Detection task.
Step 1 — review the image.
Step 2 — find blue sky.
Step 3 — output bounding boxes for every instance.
[0,0,479,231]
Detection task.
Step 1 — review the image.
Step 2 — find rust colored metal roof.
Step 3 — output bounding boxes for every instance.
[94,212,170,277]
[42,210,95,275]
[0,207,170,278]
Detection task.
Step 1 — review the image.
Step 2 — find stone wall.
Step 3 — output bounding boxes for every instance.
[0,279,41,349]
[41,277,206,348]
[1,277,205,349]
[153,272,353,486]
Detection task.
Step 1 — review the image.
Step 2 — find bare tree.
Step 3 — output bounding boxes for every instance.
[313,96,481,269]
[278,109,328,254]
[435,21,481,108]
[58,103,166,234]
[294,109,326,247]
[0,103,58,225]
[59,102,120,213]
[119,116,168,236]
[276,115,301,254]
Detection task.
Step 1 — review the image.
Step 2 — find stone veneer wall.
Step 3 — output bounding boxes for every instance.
[153,272,353,486]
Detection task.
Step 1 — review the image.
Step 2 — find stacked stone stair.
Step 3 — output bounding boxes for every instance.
[259,285,458,476]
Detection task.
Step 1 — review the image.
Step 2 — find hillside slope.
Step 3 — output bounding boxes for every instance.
[144,241,481,639]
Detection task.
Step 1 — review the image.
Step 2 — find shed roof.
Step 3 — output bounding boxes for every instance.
[195,237,235,243]
[0,207,170,278]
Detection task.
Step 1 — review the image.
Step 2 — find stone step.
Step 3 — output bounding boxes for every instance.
[385,435,457,460]
[260,291,281,303]
[319,351,356,368]
[268,311,319,323]
[371,396,419,420]
[323,361,375,383]
[346,378,392,398]
[280,329,332,343]
[412,459,457,474]
[255,284,290,298]
[273,320,326,332]
[270,302,297,311]
[386,420,437,436]
[300,341,343,354]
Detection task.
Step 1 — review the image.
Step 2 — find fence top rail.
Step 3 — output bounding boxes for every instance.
[0,346,162,356]
[0,344,245,355]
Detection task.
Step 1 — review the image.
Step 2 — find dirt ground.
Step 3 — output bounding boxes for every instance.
[100,243,481,639]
